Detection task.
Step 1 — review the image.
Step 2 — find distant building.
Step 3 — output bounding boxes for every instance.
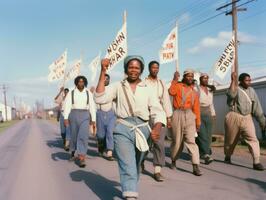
[213,76,266,139]
[0,102,16,121]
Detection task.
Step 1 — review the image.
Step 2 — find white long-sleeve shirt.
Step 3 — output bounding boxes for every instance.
[94,80,166,125]
[96,86,115,112]
[144,77,173,118]
[199,86,216,116]
[64,87,96,121]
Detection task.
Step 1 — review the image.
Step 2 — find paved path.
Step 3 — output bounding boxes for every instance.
[0,119,265,200]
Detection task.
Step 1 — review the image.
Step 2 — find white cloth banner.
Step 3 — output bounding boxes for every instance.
[159,26,178,64]
[48,50,67,82]
[89,53,101,82]
[65,59,82,82]
[214,35,235,80]
[105,23,127,71]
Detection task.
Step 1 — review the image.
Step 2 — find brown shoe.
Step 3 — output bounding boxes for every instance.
[154,173,165,182]
[253,163,264,171]
[78,155,86,168]
[169,160,176,169]
[224,156,231,164]
[193,164,202,176]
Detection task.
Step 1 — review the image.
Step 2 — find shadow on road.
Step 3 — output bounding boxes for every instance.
[46,138,64,149]
[246,178,266,192]
[51,152,70,161]
[214,159,253,170]
[70,170,122,200]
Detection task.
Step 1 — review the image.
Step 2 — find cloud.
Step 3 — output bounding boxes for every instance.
[179,12,190,25]
[187,31,258,54]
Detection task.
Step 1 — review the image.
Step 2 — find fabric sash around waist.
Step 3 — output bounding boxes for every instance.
[116,118,151,152]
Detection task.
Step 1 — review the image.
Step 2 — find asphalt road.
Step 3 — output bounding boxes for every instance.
[0,119,265,200]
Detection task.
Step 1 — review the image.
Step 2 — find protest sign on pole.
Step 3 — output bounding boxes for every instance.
[214,35,235,80]
[48,50,67,82]
[105,11,127,71]
[89,53,101,82]
[159,25,178,67]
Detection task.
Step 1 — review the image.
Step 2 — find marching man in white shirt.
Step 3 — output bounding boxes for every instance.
[143,61,173,182]
[64,75,96,168]
[94,56,166,200]
[196,73,216,164]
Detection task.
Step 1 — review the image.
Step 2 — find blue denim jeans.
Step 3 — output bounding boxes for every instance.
[59,113,71,140]
[96,109,116,151]
[113,117,150,198]
[69,110,90,155]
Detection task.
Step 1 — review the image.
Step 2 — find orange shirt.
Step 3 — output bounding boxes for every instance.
[168,81,201,127]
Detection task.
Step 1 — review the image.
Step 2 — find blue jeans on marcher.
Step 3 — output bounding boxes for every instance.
[59,113,71,140]
[113,117,150,198]
[96,109,116,151]
[69,109,90,155]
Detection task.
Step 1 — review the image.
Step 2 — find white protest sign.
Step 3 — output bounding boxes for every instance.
[159,26,178,64]
[214,35,235,80]
[105,23,127,71]
[65,59,82,82]
[89,53,101,82]
[48,50,67,82]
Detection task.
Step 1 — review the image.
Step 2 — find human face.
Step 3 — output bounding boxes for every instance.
[104,76,110,86]
[241,76,251,89]
[77,78,85,90]
[149,63,159,78]
[200,76,209,86]
[183,73,194,85]
[126,60,142,82]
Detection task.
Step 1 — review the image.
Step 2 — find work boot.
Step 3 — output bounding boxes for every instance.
[192,164,202,176]
[169,160,176,170]
[154,173,165,182]
[69,151,75,162]
[203,154,213,165]
[253,163,264,171]
[97,139,105,156]
[78,155,86,168]
[64,140,70,151]
[224,156,231,164]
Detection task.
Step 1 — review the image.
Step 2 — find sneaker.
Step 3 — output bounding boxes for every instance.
[154,173,165,182]
[253,163,264,171]
[192,164,202,176]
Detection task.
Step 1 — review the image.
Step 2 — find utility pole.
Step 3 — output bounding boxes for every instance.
[216,0,255,85]
[1,85,8,121]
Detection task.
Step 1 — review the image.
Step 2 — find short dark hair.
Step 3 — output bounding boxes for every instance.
[148,60,160,70]
[64,88,69,92]
[238,73,250,82]
[74,75,88,87]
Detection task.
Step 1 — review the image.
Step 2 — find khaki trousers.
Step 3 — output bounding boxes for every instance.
[224,112,260,164]
[171,109,200,164]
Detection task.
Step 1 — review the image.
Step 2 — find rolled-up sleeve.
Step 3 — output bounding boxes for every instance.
[162,81,173,117]
[148,92,166,126]
[63,92,72,120]
[94,83,118,104]
[192,92,201,127]
[89,90,96,122]
[168,80,179,96]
